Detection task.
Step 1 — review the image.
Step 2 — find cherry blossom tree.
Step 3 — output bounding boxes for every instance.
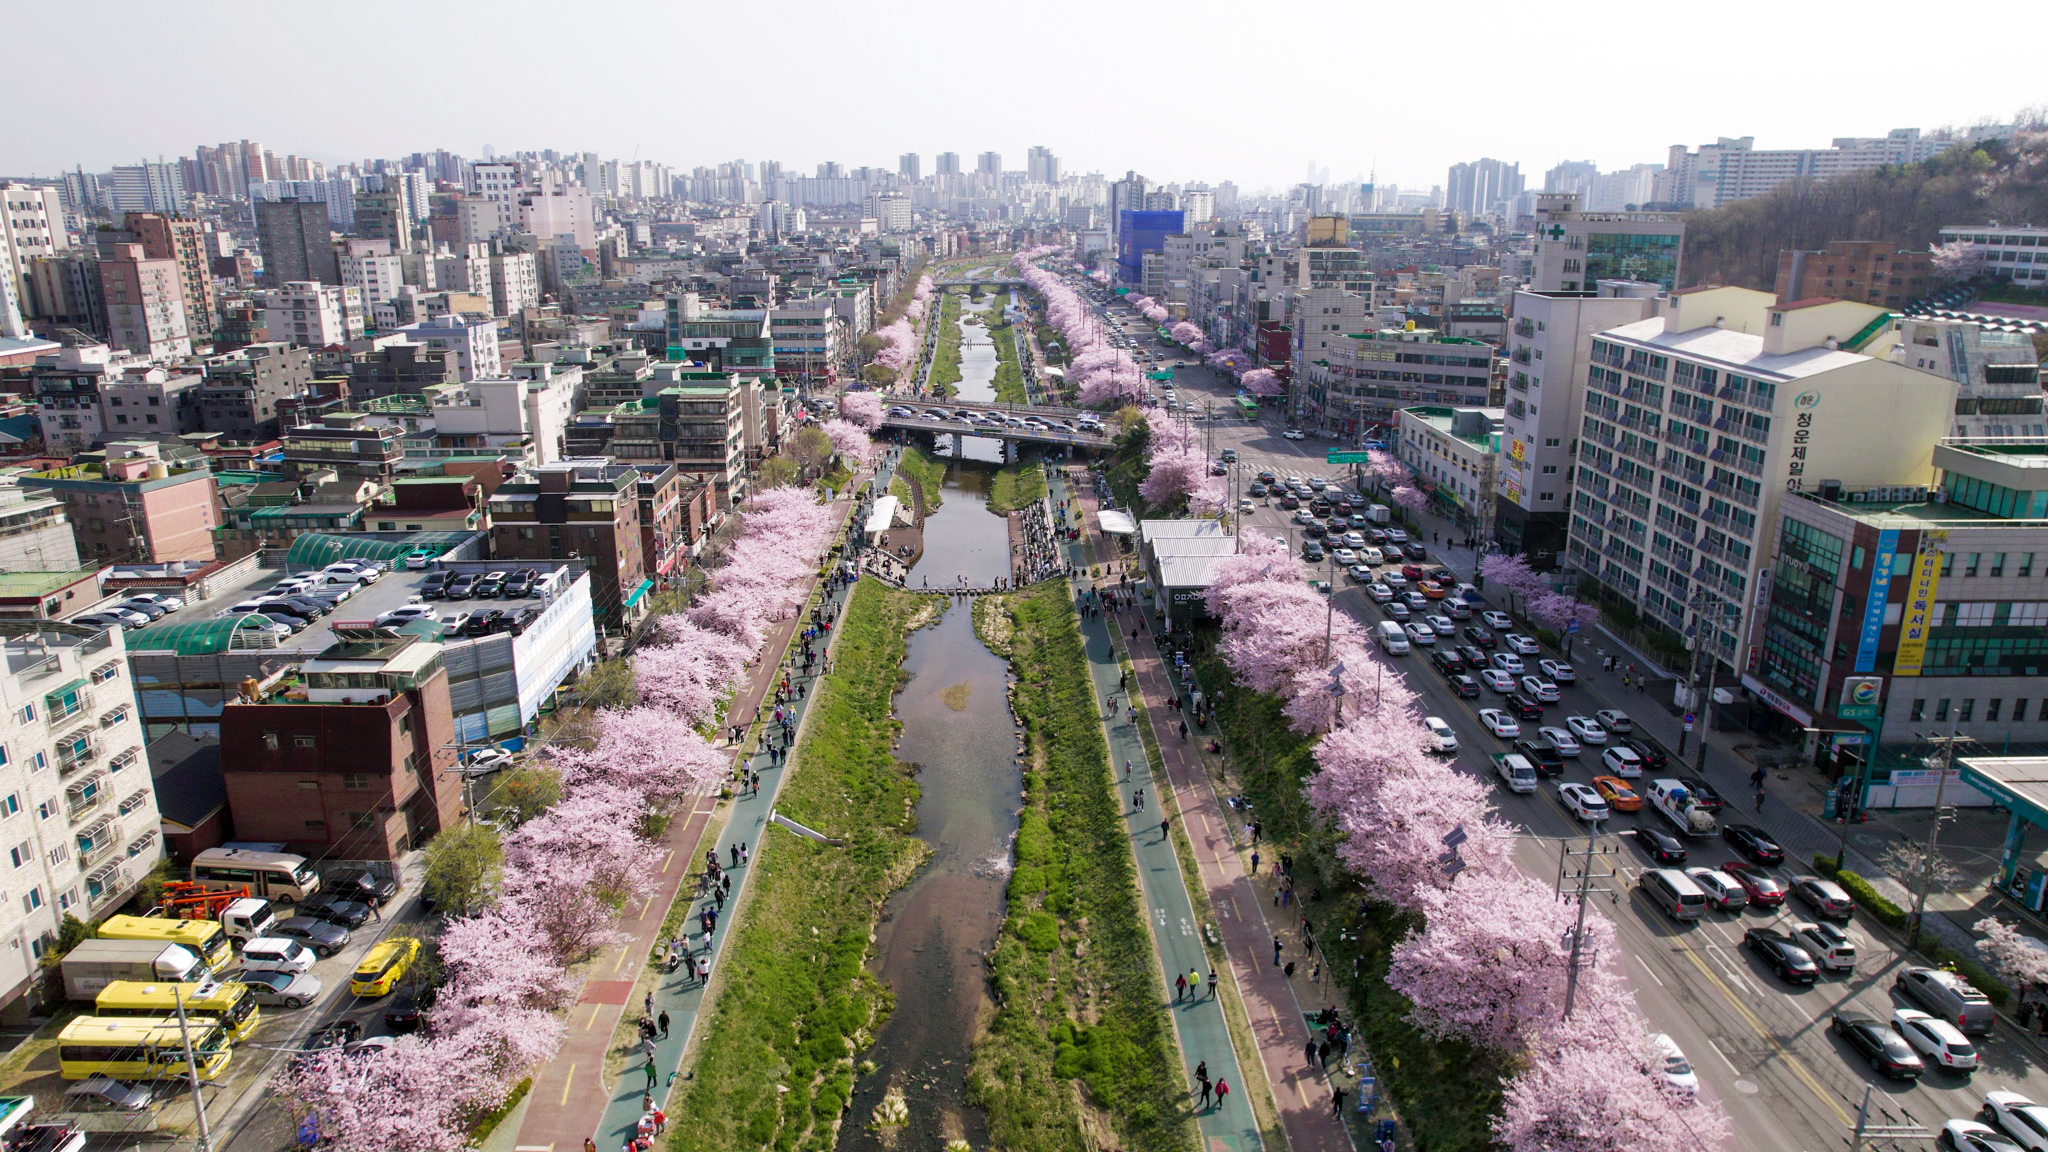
[1170,321,1204,347]
[1331,763,1514,911]
[1976,917,2048,994]
[1364,449,1409,493]
[870,319,917,375]
[838,390,884,431]
[1206,348,1252,376]
[1240,367,1284,397]
[1530,591,1601,636]
[821,417,875,464]
[1931,241,1985,286]
[1390,484,1427,513]
[1495,1037,1731,1152]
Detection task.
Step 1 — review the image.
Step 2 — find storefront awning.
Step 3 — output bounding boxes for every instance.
[623,579,654,609]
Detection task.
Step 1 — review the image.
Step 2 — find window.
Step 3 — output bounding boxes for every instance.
[303,819,326,830]
[2018,700,2031,722]
[1910,699,1926,722]
[1988,700,2003,723]
[16,703,32,724]
[1545,438,1561,447]
[9,842,31,869]
[1965,553,1980,577]
[1935,699,1951,722]
[47,846,66,867]
[293,736,316,748]
[1851,545,1866,571]
[342,774,370,790]
[1941,552,1954,577]
[2023,554,2037,578]
[1992,553,2007,577]
[0,794,17,818]
[1959,699,1976,723]
[21,888,41,914]
[35,800,54,821]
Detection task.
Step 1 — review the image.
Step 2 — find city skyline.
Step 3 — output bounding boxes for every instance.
[12,0,2041,191]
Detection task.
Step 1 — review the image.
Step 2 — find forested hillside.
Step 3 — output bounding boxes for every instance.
[1680,130,2048,291]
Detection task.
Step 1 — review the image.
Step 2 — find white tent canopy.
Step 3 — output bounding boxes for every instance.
[1097,510,1138,535]
[864,494,903,539]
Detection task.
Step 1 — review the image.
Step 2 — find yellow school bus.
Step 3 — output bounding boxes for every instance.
[95,980,260,1042]
[57,1015,233,1081]
[96,915,234,972]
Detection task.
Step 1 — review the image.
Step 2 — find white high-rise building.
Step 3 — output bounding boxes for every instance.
[341,248,405,307]
[263,281,364,347]
[490,250,540,316]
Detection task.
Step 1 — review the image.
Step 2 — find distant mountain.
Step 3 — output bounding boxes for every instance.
[1679,132,2048,292]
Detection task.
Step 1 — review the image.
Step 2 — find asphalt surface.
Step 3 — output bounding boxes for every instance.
[1082,292,2048,1152]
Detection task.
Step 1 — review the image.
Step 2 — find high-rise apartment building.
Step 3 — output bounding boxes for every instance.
[898,153,921,180]
[934,153,961,177]
[255,198,340,285]
[1,183,69,336]
[122,214,216,338]
[1026,146,1060,185]
[1445,158,1523,217]
[1530,193,1685,293]
[105,163,187,214]
[96,244,191,360]
[262,281,363,347]
[351,183,413,250]
[977,152,1002,176]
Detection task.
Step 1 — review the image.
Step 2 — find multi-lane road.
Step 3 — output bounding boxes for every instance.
[1074,288,2048,1152]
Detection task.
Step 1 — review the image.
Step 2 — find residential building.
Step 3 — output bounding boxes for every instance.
[1116,209,1184,288]
[349,187,412,250]
[1750,441,2048,773]
[22,253,103,333]
[196,342,314,440]
[1301,327,1497,439]
[20,441,218,563]
[347,341,457,401]
[1445,159,1523,217]
[394,315,501,380]
[769,299,844,385]
[123,214,216,338]
[106,162,186,214]
[0,569,100,621]
[100,364,204,439]
[1,184,70,331]
[1774,241,1935,310]
[278,412,404,481]
[1891,317,2045,439]
[1494,285,1663,566]
[25,344,148,455]
[1565,287,1957,682]
[263,281,363,348]
[1396,406,1505,532]
[255,198,340,285]
[0,484,80,572]
[1656,129,1998,210]
[97,244,192,361]
[489,250,540,317]
[340,242,405,308]
[1935,225,2048,287]
[1530,193,1685,293]
[217,633,461,861]
[426,361,579,466]
[0,622,162,1012]
[488,462,648,628]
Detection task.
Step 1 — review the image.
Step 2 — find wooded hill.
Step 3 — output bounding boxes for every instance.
[1679,131,2048,291]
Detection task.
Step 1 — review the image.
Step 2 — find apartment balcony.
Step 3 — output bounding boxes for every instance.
[86,860,129,909]
[117,788,151,816]
[1514,319,1536,339]
[56,730,100,778]
[1700,507,1729,528]
[66,774,108,822]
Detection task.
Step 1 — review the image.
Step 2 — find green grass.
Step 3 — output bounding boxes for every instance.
[991,318,1028,405]
[893,447,946,517]
[986,462,1046,515]
[929,291,965,396]
[669,582,929,1152]
[969,583,1197,1152]
[1197,646,1505,1152]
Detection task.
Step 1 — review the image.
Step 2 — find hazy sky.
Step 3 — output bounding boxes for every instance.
[12,0,2041,193]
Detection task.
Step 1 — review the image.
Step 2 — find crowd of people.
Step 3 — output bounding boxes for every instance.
[1013,466,1078,585]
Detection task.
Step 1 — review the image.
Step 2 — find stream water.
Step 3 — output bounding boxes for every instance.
[840,293,1023,1150]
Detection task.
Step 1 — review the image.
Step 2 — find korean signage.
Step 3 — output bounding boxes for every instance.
[1892,532,1948,677]
[1509,438,1527,462]
[1839,676,1884,721]
[1852,529,1900,673]
[1784,390,1820,491]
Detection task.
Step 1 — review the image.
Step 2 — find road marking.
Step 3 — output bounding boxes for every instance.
[1643,964,1665,987]
[1707,1039,1739,1072]
[558,1063,576,1105]
[1669,933,1851,1126]
[660,850,674,874]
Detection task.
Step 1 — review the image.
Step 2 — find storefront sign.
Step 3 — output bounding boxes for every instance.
[1893,533,1948,677]
[1742,673,1815,727]
[1839,676,1884,721]
[1853,529,1900,673]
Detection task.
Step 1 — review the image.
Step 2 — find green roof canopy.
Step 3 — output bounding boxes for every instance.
[282,532,471,569]
[129,614,283,655]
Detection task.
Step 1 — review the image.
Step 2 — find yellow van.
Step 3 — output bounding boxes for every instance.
[350,937,420,997]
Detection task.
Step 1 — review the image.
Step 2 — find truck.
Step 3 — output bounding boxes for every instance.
[1491,752,1539,794]
[59,940,204,1002]
[1364,504,1391,525]
[1645,778,1718,837]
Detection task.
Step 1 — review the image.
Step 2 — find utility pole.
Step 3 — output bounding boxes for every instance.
[1908,729,1967,948]
[1847,1083,1928,1150]
[174,984,216,1152]
[1557,827,1618,1019]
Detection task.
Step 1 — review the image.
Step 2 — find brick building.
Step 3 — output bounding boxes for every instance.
[1774,241,1935,310]
[488,462,646,628]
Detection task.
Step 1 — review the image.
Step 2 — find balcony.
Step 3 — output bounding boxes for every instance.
[86,860,127,908]
[66,774,108,822]
[1733,454,1765,477]
[1730,486,1760,510]
[1514,319,1536,339]
[117,789,151,816]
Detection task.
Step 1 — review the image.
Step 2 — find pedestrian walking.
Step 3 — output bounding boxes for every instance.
[1199,1079,1213,1108]
[696,954,710,982]
[1754,788,1766,813]
[644,990,655,1017]
[741,842,750,866]
[1251,850,1260,874]
[1176,972,1187,1001]
[1305,1038,1318,1067]
[659,1010,671,1038]
[1318,1038,1331,1067]
[1207,970,1218,999]
[1215,1078,1229,1108]
[1332,1087,1347,1117]
[1160,818,1170,841]
[1273,936,1283,965]
[644,1059,658,1090]
[1134,789,1144,811]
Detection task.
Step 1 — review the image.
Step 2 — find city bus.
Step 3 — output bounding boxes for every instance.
[95,980,260,1042]
[96,916,233,972]
[1236,395,1262,419]
[190,847,321,905]
[56,1015,233,1082]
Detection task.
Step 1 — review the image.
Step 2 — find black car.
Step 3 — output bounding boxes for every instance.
[1617,736,1668,771]
[384,984,440,1034]
[276,595,334,618]
[1447,673,1481,699]
[1256,470,1276,484]
[1302,523,1326,540]
[1303,543,1326,562]
[1721,822,1785,865]
[1630,826,1688,865]
[1365,528,1390,546]
[1678,776,1726,811]
[324,867,398,907]
[1464,625,1498,648]
[1512,738,1567,777]
[1455,644,1488,668]
[1831,1012,1923,1078]
[508,607,542,634]
[1403,543,1428,561]
[296,894,375,928]
[1276,496,1300,510]
[1430,649,1466,675]
[462,609,505,637]
[473,572,507,598]
[1426,567,1457,584]
[1745,928,1820,985]
[1504,693,1545,721]
[420,572,452,599]
[445,574,480,599]
[289,1019,365,1069]
[1248,483,1268,497]
[271,916,350,958]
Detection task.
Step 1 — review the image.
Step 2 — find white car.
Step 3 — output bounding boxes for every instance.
[1380,572,1408,589]
[1648,1034,1698,1098]
[1423,717,1459,754]
[1359,547,1384,565]
[1478,709,1521,738]
[1480,669,1517,693]
[1384,601,1411,621]
[1944,1119,2028,1152]
[1367,583,1395,603]
[123,592,185,612]
[1565,715,1610,744]
[1482,611,1514,630]
[321,563,379,584]
[1490,652,1525,675]
[1383,528,1409,543]
[1685,867,1748,911]
[1892,1009,1978,1072]
[1282,429,1306,440]
[1238,499,1255,513]
[1331,548,1359,565]
[1596,709,1634,734]
[1519,676,1561,703]
[1537,726,1581,757]
[1600,745,1644,777]
[96,606,153,627]
[1403,622,1437,646]
[1983,1092,2048,1151]
[1557,781,1610,822]
[1348,565,1375,582]
[1426,614,1456,636]
[1540,659,1576,683]
[375,605,440,628]
[1504,633,1542,656]
[1342,531,1367,549]
[1402,591,1430,611]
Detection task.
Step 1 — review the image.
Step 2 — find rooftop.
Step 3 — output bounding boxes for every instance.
[1602,317,1868,382]
[0,570,101,599]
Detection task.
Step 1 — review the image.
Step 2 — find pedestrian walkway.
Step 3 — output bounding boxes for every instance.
[1057,469,1355,1152]
[514,464,878,1152]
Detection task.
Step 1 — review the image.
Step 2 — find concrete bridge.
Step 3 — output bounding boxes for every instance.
[936,278,1027,291]
[875,397,1112,459]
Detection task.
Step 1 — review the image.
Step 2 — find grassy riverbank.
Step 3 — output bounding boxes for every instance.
[985,462,1046,515]
[669,581,931,1152]
[929,290,965,396]
[990,310,1028,406]
[970,581,1196,1152]
[1196,649,1502,1151]
[889,446,946,519]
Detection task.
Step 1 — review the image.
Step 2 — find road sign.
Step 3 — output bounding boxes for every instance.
[1682,712,1696,732]
[1327,450,1373,464]
[1567,620,1579,633]
[1441,823,1468,849]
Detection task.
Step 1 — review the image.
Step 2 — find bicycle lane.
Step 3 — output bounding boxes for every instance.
[1045,482,1262,1152]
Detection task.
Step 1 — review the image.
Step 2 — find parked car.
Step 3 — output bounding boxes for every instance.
[1745,928,1819,985]
[1899,967,1996,1035]
[474,571,509,597]
[445,574,480,599]
[1831,1011,1921,1078]
[376,605,441,629]
[114,598,168,620]
[508,607,543,633]
[324,867,398,907]
[233,969,323,1008]
[296,894,375,928]
[462,609,506,637]
[268,916,350,958]
[121,592,184,613]
[421,571,455,599]
[63,1077,154,1112]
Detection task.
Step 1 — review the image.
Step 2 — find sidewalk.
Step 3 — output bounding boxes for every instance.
[514,468,874,1152]
[1057,471,1353,1152]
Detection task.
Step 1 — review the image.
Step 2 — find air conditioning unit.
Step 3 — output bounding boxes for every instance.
[1850,491,1869,503]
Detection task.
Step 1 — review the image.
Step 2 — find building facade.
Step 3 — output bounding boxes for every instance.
[1774,241,1935,310]
[1530,193,1685,293]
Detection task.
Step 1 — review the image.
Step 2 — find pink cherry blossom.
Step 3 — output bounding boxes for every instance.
[1390,484,1427,512]
[1240,367,1284,397]
[1495,1035,1731,1152]
[838,391,884,431]
[821,417,876,464]
[1170,321,1204,347]
[1975,917,2048,991]
[1530,591,1600,636]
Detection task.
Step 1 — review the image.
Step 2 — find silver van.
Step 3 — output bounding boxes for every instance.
[239,937,317,975]
[1894,966,1995,1035]
[1639,868,1709,921]
[1376,620,1410,655]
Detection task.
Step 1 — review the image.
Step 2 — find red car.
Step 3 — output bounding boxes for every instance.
[1719,861,1787,907]
[1401,562,1427,581]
